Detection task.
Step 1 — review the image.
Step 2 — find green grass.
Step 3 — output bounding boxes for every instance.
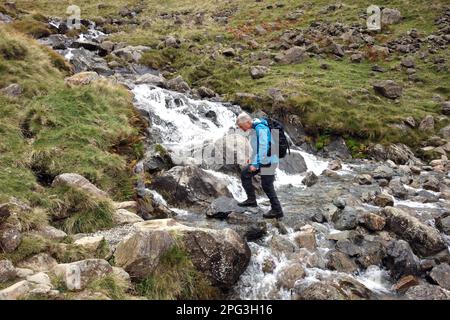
[135,242,220,300]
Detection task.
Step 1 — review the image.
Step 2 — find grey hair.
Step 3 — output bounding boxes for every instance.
[236,112,252,125]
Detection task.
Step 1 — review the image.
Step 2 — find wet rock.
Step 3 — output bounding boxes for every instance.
[355,239,386,269]
[0,260,16,283]
[295,280,347,300]
[435,213,450,235]
[327,160,342,171]
[52,259,113,291]
[0,83,23,98]
[336,239,361,257]
[206,197,246,219]
[262,258,276,273]
[326,251,358,273]
[302,171,318,187]
[17,253,58,272]
[423,175,440,192]
[226,213,267,241]
[276,263,306,289]
[373,193,394,207]
[326,230,353,241]
[360,212,386,231]
[279,152,307,174]
[274,46,308,64]
[332,207,358,230]
[382,207,447,257]
[322,136,352,160]
[357,174,373,185]
[249,66,269,79]
[405,284,450,300]
[294,226,316,251]
[381,8,402,26]
[373,80,403,99]
[151,166,231,206]
[419,115,435,132]
[373,165,394,180]
[429,263,450,290]
[52,173,108,198]
[392,275,419,293]
[166,75,190,93]
[388,178,408,199]
[333,197,346,209]
[384,240,420,280]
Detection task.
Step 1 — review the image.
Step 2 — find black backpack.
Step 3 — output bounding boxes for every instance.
[263,117,291,159]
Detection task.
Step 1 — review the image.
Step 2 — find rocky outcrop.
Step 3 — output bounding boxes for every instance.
[382,207,447,257]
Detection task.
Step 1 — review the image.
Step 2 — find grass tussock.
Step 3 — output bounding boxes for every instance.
[87,274,130,300]
[135,242,220,300]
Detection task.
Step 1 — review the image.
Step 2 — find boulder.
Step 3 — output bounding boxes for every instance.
[336,239,361,257]
[115,219,250,288]
[0,260,16,283]
[112,46,149,63]
[327,160,342,171]
[294,226,316,250]
[439,125,450,139]
[206,197,246,219]
[419,115,435,132]
[295,281,347,300]
[360,212,386,231]
[296,276,371,300]
[276,263,305,289]
[52,259,113,291]
[383,240,420,280]
[435,213,450,235]
[373,193,394,207]
[166,76,190,93]
[150,166,231,206]
[279,152,307,174]
[0,83,23,98]
[332,207,358,230]
[302,171,318,187]
[197,86,216,99]
[373,80,403,99]
[388,178,408,199]
[326,251,358,273]
[382,207,447,257]
[405,284,450,300]
[222,48,236,57]
[274,46,308,64]
[355,239,386,269]
[322,136,352,160]
[381,8,402,26]
[52,173,108,198]
[429,263,450,290]
[357,174,373,185]
[249,66,269,79]
[74,235,106,252]
[423,175,440,192]
[226,212,267,241]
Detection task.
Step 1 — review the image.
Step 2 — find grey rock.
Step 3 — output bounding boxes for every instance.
[302,171,318,187]
[405,284,450,300]
[0,260,16,283]
[373,80,403,99]
[384,240,419,280]
[430,263,450,290]
[0,84,23,98]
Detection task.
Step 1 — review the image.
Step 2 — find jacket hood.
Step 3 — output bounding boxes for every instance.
[252,118,268,128]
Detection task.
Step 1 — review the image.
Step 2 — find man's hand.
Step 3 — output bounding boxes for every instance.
[249,165,257,172]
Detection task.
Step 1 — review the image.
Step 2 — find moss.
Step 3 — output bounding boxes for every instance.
[135,242,220,300]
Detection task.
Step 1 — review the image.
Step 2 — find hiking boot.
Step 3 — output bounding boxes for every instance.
[238,199,258,207]
[263,209,284,219]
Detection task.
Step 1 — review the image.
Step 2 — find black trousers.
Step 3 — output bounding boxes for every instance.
[241,165,283,213]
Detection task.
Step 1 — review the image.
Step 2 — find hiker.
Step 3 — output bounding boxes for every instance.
[236,112,284,219]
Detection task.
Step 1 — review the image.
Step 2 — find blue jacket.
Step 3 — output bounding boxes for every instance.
[250,118,279,168]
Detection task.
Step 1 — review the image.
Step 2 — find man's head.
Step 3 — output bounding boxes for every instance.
[236,112,253,132]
